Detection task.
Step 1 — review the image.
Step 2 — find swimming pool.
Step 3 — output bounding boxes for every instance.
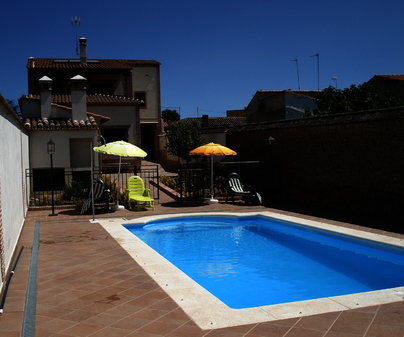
[99,212,404,329]
[124,215,404,309]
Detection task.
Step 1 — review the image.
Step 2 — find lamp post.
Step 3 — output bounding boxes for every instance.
[47,139,58,216]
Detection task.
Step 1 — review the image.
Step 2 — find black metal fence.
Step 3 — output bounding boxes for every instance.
[26,164,159,207]
[178,164,206,202]
[26,161,261,207]
[177,161,261,203]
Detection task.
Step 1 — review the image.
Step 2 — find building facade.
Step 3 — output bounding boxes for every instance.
[367,74,404,100]
[245,90,319,123]
[24,38,162,159]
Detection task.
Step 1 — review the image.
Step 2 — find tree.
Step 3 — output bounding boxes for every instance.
[6,98,21,116]
[166,120,205,162]
[162,109,180,123]
[311,84,404,116]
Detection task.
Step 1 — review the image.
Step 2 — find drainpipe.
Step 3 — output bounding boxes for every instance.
[0,246,24,314]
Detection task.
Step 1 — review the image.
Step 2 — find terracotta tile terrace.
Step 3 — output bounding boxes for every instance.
[1,193,403,336]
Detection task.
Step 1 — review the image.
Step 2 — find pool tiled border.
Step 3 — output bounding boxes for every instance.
[98,211,404,330]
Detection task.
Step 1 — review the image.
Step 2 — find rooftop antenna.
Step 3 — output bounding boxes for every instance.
[290,58,301,90]
[332,77,338,89]
[71,17,81,55]
[310,53,320,91]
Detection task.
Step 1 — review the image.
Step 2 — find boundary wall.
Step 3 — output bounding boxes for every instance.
[0,95,29,294]
[227,107,404,231]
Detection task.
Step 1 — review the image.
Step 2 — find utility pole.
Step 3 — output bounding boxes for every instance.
[310,53,320,91]
[290,59,301,90]
[71,17,81,55]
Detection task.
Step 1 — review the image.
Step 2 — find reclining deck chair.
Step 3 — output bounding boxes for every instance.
[126,175,155,211]
[226,172,262,204]
[80,179,110,214]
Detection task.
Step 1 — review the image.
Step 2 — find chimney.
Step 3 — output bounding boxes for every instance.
[202,114,209,128]
[39,76,53,119]
[79,37,87,64]
[70,75,87,122]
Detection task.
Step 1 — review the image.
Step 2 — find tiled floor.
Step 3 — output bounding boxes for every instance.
[1,195,403,336]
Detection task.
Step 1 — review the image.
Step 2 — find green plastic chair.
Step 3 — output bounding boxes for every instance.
[125,176,155,211]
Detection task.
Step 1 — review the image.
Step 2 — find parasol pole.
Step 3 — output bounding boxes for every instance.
[112,156,124,210]
[210,154,213,199]
[207,154,218,204]
[118,156,121,205]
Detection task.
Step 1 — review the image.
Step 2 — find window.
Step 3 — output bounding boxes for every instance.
[101,128,128,143]
[70,138,91,168]
[91,82,114,95]
[32,168,65,191]
[134,91,147,108]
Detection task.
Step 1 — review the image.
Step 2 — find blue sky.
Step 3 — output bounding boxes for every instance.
[1,0,403,118]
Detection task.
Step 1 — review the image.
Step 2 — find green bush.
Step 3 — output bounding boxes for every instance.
[41,194,49,206]
[160,175,177,189]
[160,174,228,198]
[102,175,125,203]
[62,180,86,203]
[214,176,227,197]
[160,175,189,195]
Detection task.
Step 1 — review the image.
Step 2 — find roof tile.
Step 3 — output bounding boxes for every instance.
[375,74,404,80]
[24,116,98,130]
[22,93,142,106]
[27,58,160,69]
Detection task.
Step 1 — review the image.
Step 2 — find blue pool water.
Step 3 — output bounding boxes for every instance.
[124,215,404,309]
